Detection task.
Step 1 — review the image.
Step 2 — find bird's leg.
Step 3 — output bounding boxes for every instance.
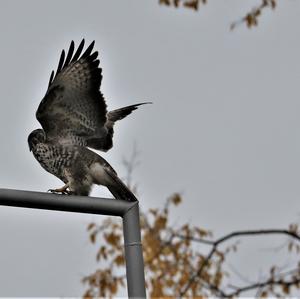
[48,183,70,195]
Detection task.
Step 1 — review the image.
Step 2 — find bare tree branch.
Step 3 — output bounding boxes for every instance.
[230,0,277,30]
[85,192,300,297]
[175,229,300,246]
[179,228,300,296]
[224,277,300,297]
[158,0,278,30]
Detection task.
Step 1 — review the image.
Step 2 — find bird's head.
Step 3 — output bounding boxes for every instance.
[28,129,46,151]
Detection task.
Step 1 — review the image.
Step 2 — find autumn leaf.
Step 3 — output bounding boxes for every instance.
[154,215,167,231]
[83,192,300,298]
[89,231,96,244]
[183,0,199,10]
[170,193,182,206]
[87,223,96,231]
[96,246,107,261]
[114,255,125,266]
[104,232,121,247]
[159,0,171,6]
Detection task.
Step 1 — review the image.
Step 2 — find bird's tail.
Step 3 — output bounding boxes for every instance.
[107,177,137,201]
[107,102,152,123]
[106,170,138,202]
[108,184,137,202]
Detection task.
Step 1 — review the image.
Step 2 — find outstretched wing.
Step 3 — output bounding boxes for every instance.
[87,102,151,151]
[36,39,108,148]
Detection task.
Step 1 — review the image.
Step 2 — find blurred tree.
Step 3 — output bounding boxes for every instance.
[83,194,300,297]
[82,151,300,297]
[158,0,277,30]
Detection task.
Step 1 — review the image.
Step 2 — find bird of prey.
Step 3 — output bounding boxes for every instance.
[28,39,149,201]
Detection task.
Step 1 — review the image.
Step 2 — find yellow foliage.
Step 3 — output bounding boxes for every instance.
[104,232,121,247]
[83,192,300,298]
[170,193,182,205]
[154,216,167,231]
[114,255,125,266]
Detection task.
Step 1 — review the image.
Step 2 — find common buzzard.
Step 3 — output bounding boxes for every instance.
[28,39,149,201]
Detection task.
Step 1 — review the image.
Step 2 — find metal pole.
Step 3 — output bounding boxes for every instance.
[0,188,146,298]
[0,188,132,216]
[123,202,146,298]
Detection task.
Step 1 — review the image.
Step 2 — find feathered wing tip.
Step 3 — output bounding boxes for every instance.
[86,102,152,152]
[108,102,152,122]
[48,39,99,87]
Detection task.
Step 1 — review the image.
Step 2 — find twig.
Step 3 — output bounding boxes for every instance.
[175,229,300,246]
[179,228,300,296]
[230,0,276,30]
[179,244,217,296]
[225,277,300,297]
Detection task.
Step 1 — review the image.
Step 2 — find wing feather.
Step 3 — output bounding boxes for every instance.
[48,70,55,87]
[36,39,149,152]
[36,39,107,148]
[81,40,95,58]
[71,39,85,62]
[63,40,74,67]
[56,50,65,74]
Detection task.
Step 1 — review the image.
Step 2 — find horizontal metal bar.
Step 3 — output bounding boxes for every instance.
[0,188,135,217]
[0,188,146,298]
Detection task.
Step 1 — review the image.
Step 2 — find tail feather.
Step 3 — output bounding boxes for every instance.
[108,185,137,202]
[107,102,152,122]
[105,168,137,202]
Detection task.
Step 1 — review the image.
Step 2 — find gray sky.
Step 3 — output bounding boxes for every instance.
[0,0,300,296]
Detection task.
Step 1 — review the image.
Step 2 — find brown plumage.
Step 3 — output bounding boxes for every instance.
[28,39,150,200]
